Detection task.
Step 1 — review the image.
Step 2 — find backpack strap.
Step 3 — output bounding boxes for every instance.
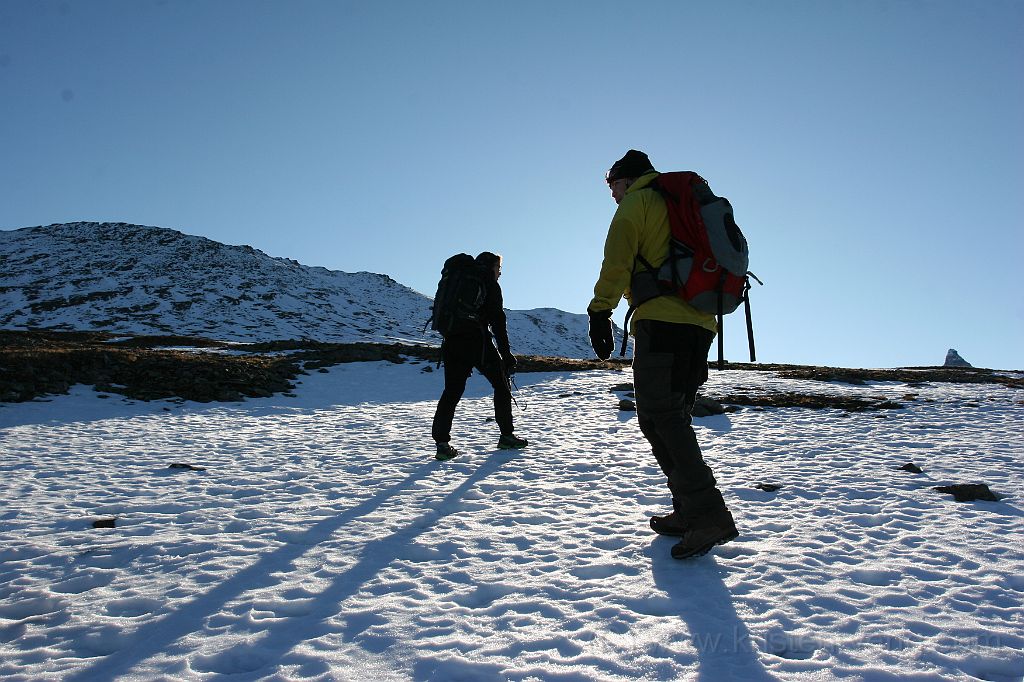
[635,253,657,273]
[619,305,635,357]
[716,272,726,370]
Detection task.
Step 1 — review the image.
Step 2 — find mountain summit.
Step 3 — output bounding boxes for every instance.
[0,222,600,357]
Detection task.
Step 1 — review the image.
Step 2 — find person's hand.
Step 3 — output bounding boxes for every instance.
[501,351,517,374]
[588,309,614,360]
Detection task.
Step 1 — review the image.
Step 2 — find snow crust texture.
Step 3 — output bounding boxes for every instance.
[0,222,599,358]
[1,363,1022,680]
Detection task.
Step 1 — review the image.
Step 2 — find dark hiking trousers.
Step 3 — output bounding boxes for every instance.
[431,330,513,443]
[632,319,726,520]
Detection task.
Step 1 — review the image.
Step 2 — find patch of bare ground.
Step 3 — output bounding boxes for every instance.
[0,330,627,403]
[0,330,297,403]
[1,330,1017,405]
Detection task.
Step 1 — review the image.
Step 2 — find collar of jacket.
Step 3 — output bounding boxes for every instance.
[625,171,660,195]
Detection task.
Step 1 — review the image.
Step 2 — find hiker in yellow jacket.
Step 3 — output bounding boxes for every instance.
[588,149,738,560]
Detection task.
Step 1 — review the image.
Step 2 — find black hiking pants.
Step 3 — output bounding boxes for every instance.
[632,319,726,520]
[432,330,513,443]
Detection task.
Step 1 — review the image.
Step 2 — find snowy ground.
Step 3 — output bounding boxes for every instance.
[1,360,1022,681]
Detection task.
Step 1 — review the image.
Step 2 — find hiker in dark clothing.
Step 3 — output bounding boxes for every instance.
[588,150,738,559]
[432,252,528,460]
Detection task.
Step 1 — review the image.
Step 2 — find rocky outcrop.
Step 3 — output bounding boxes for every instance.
[944,349,972,367]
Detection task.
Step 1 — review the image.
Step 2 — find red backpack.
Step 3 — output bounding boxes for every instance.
[624,171,761,368]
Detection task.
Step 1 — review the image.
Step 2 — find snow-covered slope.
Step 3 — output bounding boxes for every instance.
[1,362,1021,680]
[0,223,599,357]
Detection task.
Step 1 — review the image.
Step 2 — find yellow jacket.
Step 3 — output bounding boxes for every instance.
[589,171,718,334]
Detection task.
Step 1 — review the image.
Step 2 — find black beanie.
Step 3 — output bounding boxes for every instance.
[475,251,501,267]
[606,149,655,182]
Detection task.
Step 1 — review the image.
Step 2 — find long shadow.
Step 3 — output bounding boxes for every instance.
[67,457,507,680]
[649,539,778,681]
[214,454,515,674]
[694,413,733,434]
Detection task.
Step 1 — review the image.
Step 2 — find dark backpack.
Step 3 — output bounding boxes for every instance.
[429,253,488,336]
[624,172,761,367]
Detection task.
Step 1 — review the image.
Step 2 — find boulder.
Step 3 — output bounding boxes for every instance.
[933,483,999,502]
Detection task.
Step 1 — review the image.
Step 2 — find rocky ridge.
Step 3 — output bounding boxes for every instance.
[3,330,1019,409]
[0,222,605,358]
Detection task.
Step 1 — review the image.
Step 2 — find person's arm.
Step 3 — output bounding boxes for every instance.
[589,195,642,312]
[485,279,511,356]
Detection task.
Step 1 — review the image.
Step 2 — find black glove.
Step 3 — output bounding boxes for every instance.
[500,351,517,374]
[588,309,614,360]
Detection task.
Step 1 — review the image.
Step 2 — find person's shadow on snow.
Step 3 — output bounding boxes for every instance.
[649,538,778,681]
[67,456,510,681]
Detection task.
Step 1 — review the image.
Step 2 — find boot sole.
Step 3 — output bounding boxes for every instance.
[497,444,527,450]
[652,528,688,537]
[671,529,739,560]
[650,518,688,537]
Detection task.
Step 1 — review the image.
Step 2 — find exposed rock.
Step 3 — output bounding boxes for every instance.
[691,396,727,417]
[933,484,1000,502]
[0,330,298,403]
[713,391,904,413]
[168,463,206,471]
[900,463,924,474]
[754,483,782,492]
[92,518,116,529]
[0,330,620,404]
[944,349,972,368]
[772,365,1020,389]
[618,399,636,412]
[2,331,1017,411]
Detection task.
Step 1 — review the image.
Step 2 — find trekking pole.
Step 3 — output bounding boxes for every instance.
[744,273,763,363]
[745,291,756,362]
[508,373,527,411]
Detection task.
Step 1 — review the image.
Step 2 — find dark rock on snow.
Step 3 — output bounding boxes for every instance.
[168,463,206,471]
[933,484,1000,502]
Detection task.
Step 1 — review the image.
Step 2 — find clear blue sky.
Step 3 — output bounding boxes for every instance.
[2,0,1022,369]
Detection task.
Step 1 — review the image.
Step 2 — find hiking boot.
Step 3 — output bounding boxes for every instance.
[497,434,528,450]
[435,442,460,461]
[650,512,689,537]
[670,509,738,560]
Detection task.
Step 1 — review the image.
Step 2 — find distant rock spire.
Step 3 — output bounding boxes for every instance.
[944,349,972,368]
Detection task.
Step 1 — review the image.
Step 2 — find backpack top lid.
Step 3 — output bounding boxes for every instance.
[442,253,476,272]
